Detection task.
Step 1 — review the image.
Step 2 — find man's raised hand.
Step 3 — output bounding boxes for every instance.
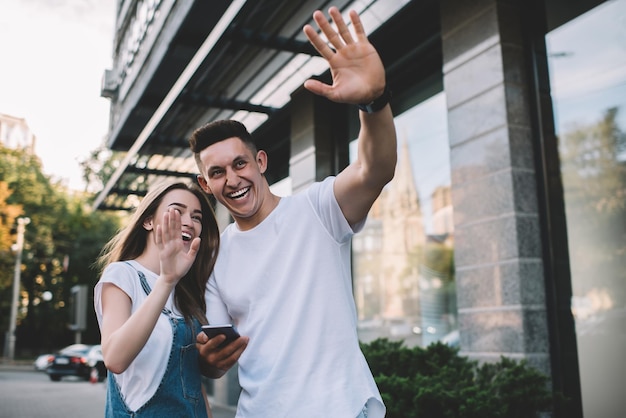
[302,7,386,105]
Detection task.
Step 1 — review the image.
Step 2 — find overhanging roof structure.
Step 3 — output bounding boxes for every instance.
[93,0,441,211]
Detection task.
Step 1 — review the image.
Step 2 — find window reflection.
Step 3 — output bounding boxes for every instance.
[547,1,626,416]
[352,92,457,348]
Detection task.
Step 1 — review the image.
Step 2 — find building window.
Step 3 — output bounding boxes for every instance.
[351,92,457,348]
[546,1,626,416]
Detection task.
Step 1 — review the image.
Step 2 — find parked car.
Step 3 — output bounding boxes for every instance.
[33,353,53,371]
[441,329,460,348]
[46,344,93,381]
[86,344,107,382]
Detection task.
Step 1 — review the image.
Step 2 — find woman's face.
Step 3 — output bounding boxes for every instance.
[153,189,204,250]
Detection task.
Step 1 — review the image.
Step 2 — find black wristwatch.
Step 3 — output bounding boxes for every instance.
[357,87,392,113]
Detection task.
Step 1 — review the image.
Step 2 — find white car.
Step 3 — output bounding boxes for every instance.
[33,353,53,371]
[86,344,107,382]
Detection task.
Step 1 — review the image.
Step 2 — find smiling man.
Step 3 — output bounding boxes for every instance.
[191,6,397,418]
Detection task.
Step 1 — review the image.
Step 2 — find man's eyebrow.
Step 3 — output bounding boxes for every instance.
[211,154,248,167]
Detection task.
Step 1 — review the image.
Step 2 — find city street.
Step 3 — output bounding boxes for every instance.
[0,363,236,418]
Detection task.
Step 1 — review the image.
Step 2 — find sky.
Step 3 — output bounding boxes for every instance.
[0,0,116,191]
[546,0,626,130]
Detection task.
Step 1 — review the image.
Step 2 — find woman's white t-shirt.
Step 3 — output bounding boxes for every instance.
[94,260,179,411]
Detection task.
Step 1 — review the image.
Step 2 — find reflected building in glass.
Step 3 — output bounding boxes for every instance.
[353,133,455,348]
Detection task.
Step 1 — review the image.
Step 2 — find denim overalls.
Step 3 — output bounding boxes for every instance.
[105,267,207,417]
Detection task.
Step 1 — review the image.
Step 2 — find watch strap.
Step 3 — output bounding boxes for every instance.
[358,87,392,113]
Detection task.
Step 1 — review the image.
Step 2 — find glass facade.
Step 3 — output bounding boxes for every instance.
[546,1,626,416]
[352,92,457,348]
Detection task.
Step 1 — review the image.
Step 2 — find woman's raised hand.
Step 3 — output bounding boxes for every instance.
[155,207,200,283]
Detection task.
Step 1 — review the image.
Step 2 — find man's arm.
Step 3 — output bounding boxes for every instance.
[303,7,397,227]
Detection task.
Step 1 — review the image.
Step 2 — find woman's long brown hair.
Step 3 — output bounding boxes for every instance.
[95,182,220,323]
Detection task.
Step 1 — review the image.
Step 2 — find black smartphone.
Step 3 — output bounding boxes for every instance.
[201,324,240,347]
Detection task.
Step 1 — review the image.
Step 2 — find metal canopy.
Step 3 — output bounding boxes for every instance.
[93,0,441,211]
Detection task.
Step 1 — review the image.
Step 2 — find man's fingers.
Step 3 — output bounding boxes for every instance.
[215,337,248,369]
[312,8,346,52]
[196,331,209,344]
[303,78,331,98]
[304,8,366,59]
[329,7,354,45]
[348,9,367,41]
[303,24,334,60]
[198,335,248,369]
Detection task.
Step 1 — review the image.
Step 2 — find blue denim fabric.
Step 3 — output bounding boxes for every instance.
[104,269,207,417]
[356,404,368,418]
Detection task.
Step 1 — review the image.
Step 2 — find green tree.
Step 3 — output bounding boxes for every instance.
[0,145,121,356]
[79,145,142,201]
[0,180,23,291]
[0,181,23,251]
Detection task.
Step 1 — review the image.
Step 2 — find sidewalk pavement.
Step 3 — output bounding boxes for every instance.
[0,360,237,418]
[0,360,34,371]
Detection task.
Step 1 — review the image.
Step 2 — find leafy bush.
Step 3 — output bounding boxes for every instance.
[361,338,559,418]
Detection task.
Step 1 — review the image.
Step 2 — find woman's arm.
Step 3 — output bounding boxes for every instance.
[100,208,201,373]
[100,278,175,374]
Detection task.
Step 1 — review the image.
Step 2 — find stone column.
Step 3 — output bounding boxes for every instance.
[289,86,349,192]
[440,0,551,377]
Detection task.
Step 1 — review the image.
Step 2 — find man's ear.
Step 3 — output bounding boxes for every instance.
[142,216,154,231]
[197,175,213,195]
[257,150,268,174]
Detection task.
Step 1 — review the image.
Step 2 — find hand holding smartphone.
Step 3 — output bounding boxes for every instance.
[201,324,240,348]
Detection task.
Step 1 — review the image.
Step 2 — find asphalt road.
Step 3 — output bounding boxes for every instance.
[0,363,236,418]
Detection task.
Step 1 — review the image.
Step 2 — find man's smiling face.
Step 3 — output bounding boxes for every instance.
[197,136,269,228]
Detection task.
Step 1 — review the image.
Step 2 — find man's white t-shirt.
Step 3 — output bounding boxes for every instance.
[206,177,385,417]
[94,260,179,411]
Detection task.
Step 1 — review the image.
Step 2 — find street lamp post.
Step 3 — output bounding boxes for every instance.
[3,217,30,361]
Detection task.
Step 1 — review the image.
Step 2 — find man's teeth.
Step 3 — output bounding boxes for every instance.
[229,187,249,199]
[182,232,192,241]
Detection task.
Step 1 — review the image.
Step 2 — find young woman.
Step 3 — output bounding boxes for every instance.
[94,182,220,417]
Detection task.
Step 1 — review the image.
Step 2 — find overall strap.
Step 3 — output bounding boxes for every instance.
[123,261,174,317]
